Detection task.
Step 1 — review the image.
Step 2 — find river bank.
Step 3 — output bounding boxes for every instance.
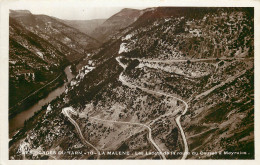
[9,65,75,137]
[9,72,66,118]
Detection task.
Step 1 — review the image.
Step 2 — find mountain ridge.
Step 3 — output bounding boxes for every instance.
[9,7,254,160]
[8,9,102,118]
[54,18,106,37]
[10,10,101,51]
[90,8,144,42]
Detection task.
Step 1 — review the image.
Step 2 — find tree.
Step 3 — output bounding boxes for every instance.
[126,59,140,71]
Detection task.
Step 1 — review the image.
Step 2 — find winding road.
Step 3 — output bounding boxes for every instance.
[62,107,100,159]
[116,56,189,160]
[90,116,166,159]
[62,56,189,160]
[62,106,166,160]
[133,57,253,63]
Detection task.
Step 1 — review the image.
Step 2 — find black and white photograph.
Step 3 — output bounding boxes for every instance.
[0,0,259,164]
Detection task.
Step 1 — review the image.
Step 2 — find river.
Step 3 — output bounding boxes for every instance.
[9,65,75,136]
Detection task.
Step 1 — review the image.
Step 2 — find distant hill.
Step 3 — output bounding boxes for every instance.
[91,8,143,42]
[57,19,106,36]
